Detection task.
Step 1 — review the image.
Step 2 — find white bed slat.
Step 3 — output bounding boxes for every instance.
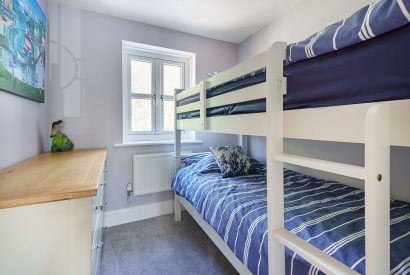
[176,82,266,114]
[177,114,267,135]
[207,83,267,109]
[205,113,267,136]
[274,154,366,180]
[176,84,202,101]
[176,118,202,131]
[273,229,359,275]
[175,99,410,144]
[176,102,201,114]
[207,51,266,89]
[284,99,410,147]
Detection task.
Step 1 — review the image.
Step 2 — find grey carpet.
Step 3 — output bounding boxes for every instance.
[100,212,239,275]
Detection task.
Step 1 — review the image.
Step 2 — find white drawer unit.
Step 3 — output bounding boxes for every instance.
[0,149,107,275]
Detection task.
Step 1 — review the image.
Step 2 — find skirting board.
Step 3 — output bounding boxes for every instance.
[104,199,174,227]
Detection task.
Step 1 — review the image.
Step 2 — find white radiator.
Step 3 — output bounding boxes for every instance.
[132,152,176,195]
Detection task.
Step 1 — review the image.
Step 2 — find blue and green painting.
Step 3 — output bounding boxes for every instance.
[0,0,46,102]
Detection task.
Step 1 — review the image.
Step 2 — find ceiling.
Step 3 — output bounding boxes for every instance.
[46,0,302,43]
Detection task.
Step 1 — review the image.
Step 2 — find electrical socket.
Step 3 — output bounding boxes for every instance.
[126,183,133,197]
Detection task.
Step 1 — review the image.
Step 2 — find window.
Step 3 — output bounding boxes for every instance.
[122,41,196,143]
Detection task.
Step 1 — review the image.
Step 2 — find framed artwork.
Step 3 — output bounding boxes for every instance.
[0,0,46,102]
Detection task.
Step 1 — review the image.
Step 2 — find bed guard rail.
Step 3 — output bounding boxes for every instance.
[174,50,270,133]
[175,80,207,131]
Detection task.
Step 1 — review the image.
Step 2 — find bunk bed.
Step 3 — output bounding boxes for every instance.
[172,1,410,274]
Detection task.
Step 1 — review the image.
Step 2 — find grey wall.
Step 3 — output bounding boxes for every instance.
[239,0,374,60]
[47,3,239,211]
[239,0,410,202]
[0,0,48,169]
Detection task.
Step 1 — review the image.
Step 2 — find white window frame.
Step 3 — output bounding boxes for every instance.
[122,41,196,143]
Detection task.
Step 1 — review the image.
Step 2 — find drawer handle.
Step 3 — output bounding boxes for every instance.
[95,202,107,210]
[95,242,104,249]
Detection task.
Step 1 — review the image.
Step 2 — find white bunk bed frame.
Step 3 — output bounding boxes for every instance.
[173,41,410,275]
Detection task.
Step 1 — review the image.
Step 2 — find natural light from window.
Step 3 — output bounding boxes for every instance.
[122,41,197,144]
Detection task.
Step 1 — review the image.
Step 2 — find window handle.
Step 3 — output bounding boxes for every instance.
[153,94,156,100]
[160,95,164,101]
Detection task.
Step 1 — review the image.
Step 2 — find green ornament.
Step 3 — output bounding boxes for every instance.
[50,120,74,152]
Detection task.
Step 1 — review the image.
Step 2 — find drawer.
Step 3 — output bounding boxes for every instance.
[93,174,106,209]
[91,209,103,275]
[91,171,106,239]
[92,208,104,246]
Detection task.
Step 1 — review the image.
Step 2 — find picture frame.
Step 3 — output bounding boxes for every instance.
[0,0,46,102]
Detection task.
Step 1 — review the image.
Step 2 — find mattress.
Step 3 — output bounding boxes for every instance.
[283,24,410,110]
[171,153,410,275]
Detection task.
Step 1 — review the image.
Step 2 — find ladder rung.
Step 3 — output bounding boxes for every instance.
[274,154,365,180]
[273,229,359,275]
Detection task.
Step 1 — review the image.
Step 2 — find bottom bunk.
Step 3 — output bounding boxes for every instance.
[172,153,410,275]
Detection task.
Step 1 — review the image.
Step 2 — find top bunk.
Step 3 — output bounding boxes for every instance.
[175,0,410,147]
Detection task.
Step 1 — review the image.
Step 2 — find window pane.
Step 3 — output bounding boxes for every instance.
[131,98,152,132]
[163,100,174,132]
[131,60,152,94]
[163,64,182,96]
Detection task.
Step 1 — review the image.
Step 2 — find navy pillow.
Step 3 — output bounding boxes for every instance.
[209,146,255,178]
[183,153,220,174]
[183,153,210,167]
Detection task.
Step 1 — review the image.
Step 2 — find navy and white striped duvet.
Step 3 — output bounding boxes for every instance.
[286,0,410,65]
[171,153,410,275]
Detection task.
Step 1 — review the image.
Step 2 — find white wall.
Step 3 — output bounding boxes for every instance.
[0,0,48,169]
[47,3,239,212]
[239,0,410,202]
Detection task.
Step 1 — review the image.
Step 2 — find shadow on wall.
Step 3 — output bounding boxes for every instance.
[49,4,83,120]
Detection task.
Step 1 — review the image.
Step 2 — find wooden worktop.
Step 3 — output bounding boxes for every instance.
[0,149,107,209]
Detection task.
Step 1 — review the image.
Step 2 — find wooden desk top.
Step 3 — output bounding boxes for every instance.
[0,149,107,209]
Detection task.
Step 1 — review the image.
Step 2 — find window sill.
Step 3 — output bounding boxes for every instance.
[113,140,203,147]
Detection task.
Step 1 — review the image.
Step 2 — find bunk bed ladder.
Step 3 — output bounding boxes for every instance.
[272,103,391,274]
[364,103,390,275]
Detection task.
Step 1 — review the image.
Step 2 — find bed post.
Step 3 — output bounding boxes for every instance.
[364,103,390,275]
[266,41,287,275]
[200,80,208,130]
[174,88,183,222]
[239,135,248,153]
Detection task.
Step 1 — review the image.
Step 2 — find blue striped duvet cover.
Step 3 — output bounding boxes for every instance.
[171,153,410,275]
